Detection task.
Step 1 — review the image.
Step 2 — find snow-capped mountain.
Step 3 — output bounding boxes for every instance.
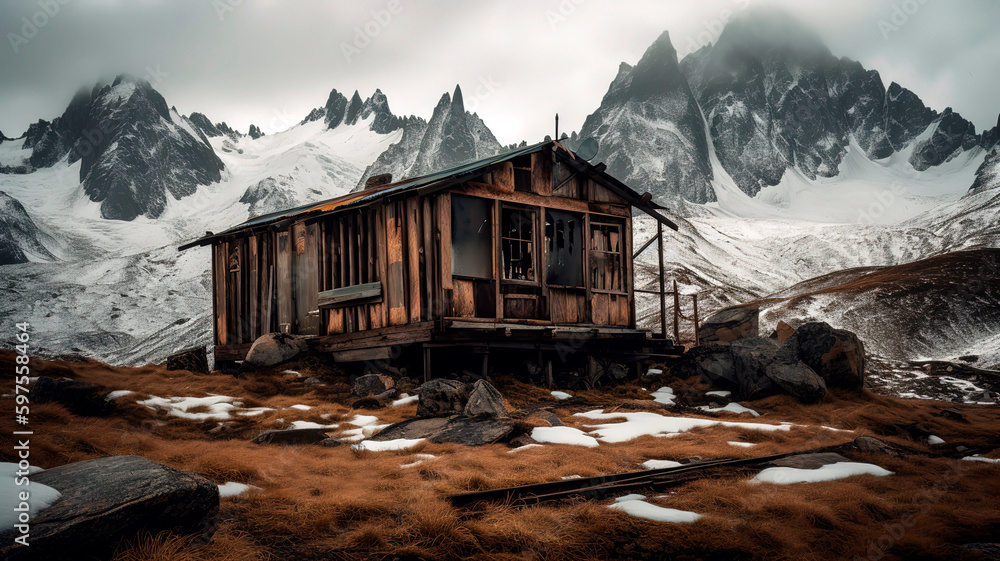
[0,191,54,265]
[577,31,715,204]
[355,85,502,190]
[13,75,225,220]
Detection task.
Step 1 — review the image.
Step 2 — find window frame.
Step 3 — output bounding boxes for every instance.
[499,203,540,286]
[589,218,628,296]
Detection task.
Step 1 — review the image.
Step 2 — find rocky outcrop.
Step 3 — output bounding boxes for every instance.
[372,415,516,446]
[463,379,510,418]
[248,124,264,139]
[0,456,219,561]
[909,108,980,171]
[353,373,395,398]
[0,191,55,265]
[699,306,759,343]
[969,145,1000,196]
[729,338,781,401]
[579,31,714,203]
[29,376,115,416]
[253,428,331,445]
[244,332,303,367]
[416,379,470,418]
[780,322,865,389]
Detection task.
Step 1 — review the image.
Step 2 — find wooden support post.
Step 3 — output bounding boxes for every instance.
[423,345,432,383]
[693,293,700,347]
[546,359,554,389]
[481,352,489,381]
[672,279,681,345]
[657,222,667,338]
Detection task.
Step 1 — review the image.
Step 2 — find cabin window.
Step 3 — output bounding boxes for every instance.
[451,194,493,279]
[512,154,532,192]
[544,209,584,287]
[590,220,626,294]
[501,207,536,282]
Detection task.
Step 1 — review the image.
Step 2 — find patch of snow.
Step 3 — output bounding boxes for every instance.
[647,368,663,375]
[550,391,573,400]
[560,475,583,480]
[218,482,259,497]
[105,390,133,400]
[509,444,544,453]
[238,407,273,417]
[610,499,703,523]
[362,424,390,438]
[400,454,437,469]
[615,493,647,502]
[353,438,424,452]
[961,456,1000,464]
[698,403,760,416]
[727,441,757,448]
[289,420,338,430]
[392,394,419,407]
[751,462,893,484]
[705,390,731,398]
[928,435,945,445]
[349,414,379,426]
[642,459,683,470]
[0,463,61,528]
[282,370,302,377]
[138,395,238,421]
[530,426,599,447]
[289,404,312,411]
[651,386,676,405]
[575,409,790,443]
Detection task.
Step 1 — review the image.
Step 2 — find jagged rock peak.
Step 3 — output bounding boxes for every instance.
[344,90,365,126]
[248,124,264,139]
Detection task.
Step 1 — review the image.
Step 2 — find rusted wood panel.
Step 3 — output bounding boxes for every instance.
[590,179,628,204]
[214,243,227,346]
[531,151,552,197]
[592,292,610,325]
[422,197,435,319]
[549,289,585,323]
[327,308,345,334]
[503,296,537,319]
[376,205,390,327]
[492,161,515,193]
[369,303,383,329]
[458,183,597,215]
[437,193,453,291]
[453,279,476,317]
[249,235,259,340]
[276,229,293,331]
[406,197,422,323]
[624,217,635,329]
[386,202,407,326]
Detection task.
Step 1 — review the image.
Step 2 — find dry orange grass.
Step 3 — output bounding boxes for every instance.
[3,350,1000,560]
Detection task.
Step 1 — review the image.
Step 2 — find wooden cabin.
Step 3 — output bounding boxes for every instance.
[180,141,683,382]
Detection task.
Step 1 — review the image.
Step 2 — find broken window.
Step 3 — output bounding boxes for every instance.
[512,154,532,192]
[501,207,536,282]
[451,194,493,279]
[590,220,625,294]
[327,209,378,289]
[545,209,584,287]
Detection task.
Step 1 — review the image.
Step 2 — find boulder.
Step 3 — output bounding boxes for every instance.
[244,333,303,367]
[463,379,510,418]
[416,379,469,418]
[351,389,395,410]
[252,428,330,445]
[527,410,563,427]
[165,347,209,373]
[781,322,865,389]
[353,373,395,397]
[29,376,114,416]
[765,361,827,404]
[371,415,516,446]
[0,456,218,561]
[729,338,779,401]
[688,344,738,387]
[699,306,759,344]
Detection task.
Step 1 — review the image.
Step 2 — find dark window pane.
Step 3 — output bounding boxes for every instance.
[451,194,493,279]
[545,209,584,287]
[501,208,536,281]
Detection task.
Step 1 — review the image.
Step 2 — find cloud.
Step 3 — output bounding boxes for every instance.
[0,0,997,143]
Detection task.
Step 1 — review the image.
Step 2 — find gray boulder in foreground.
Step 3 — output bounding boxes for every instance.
[699,306,759,344]
[244,332,303,367]
[0,455,219,561]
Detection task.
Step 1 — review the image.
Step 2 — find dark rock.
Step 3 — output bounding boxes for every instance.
[244,332,303,367]
[775,321,796,342]
[252,428,330,445]
[844,436,916,458]
[781,322,865,389]
[371,416,452,441]
[935,408,967,422]
[769,452,850,470]
[688,344,738,387]
[700,306,759,344]
[729,338,779,401]
[248,124,264,139]
[351,389,395,410]
[463,379,510,418]
[29,376,114,416]
[430,417,516,446]
[165,346,209,373]
[0,191,55,265]
[353,373,395,397]
[765,361,826,404]
[958,355,979,363]
[319,438,343,448]
[527,410,563,427]
[416,379,469,418]
[963,543,1000,560]
[0,456,218,561]
[303,377,326,386]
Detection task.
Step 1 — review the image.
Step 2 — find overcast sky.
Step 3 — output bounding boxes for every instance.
[1,0,998,145]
